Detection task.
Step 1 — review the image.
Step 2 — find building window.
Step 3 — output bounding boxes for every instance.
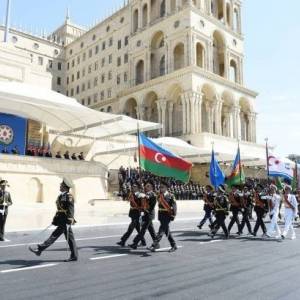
[117,57,121,66]
[67,77,69,84]
[95,45,99,54]
[109,54,112,64]
[89,49,93,58]
[106,25,110,32]
[88,97,91,105]
[101,74,105,83]
[88,65,92,74]
[76,85,80,94]
[108,71,112,80]
[124,54,128,63]
[77,56,80,65]
[38,57,43,66]
[57,77,61,85]
[94,77,98,87]
[71,60,75,67]
[107,89,112,98]
[77,71,80,79]
[57,62,62,70]
[93,93,98,103]
[101,58,105,67]
[118,40,122,49]
[81,42,84,48]
[124,72,128,82]
[83,52,86,61]
[117,75,120,85]
[93,34,96,41]
[94,61,98,71]
[71,74,75,82]
[70,88,74,96]
[67,62,70,70]
[102,41,106,50]
[109,38,113,46]
[100,91,105,100]
[124,36,129,46]
[82,68,86,77]
[81,99,85,105]
[88,81,91,89]
[82,83,85,91]
[48,60,53,69]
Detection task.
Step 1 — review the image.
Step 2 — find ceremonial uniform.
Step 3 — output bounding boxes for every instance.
[117,191,146,246]
[253,191,267,236]
[130,190,157,248]
[227,190,242,235]
[29,180,78,262]
[240,191,253,235]
[0,180,12,241]
[198,189,214,229]
[151,191,177,251]
[282,190,298,240]
[211,193,229,238]
[267,192,281,238]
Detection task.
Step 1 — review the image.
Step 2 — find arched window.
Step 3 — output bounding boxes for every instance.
[213,31,225,77]
[173,43,185,71]
[133,9,139,33]
[136,60,144,85]
[233,8,239,32]
[160,55,166,76]
[151,31,165,79]
[142,4,148,27]
[160,0,166,17]
[196,43,204,68]
[211,0,224,21]
[226,3,231,27]
[229,60,238,83]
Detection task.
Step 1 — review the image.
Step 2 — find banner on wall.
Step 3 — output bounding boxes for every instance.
[0,113,27,155]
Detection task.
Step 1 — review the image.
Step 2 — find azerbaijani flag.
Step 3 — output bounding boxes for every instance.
[139,133,192,183]
[226,147,245,187]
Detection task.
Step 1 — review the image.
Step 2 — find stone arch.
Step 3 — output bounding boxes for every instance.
[239,97,252,141]
[107,106,112,113]
[196,42,205,68]
[123,98,138,119]
[28,178,43,203]
[201,84,217,133]
[135,60,144,85]
[221,90,235,137]
[151,31,165,79]
[133,9,139,33]
[167,84,184,136]
[142,3,148,27]
[173,43,185,71]
[213,31,226,77]
[143,91,159,123]
[229,59,238,83]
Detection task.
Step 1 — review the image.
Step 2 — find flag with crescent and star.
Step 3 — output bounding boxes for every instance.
[139,133,192,183]
[268,154,294,180]
[209,150,225,189]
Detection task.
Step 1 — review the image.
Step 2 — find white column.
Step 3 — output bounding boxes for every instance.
[168,101,174,135]
[205,102,212,133]
[166,0,171,15]
[232,105,241,139]
[180,93,187,135]
[189,93,196,134]
[197,93,203,132]
[160,100,167,137]
[138,6,142,29]
[147,0,151,25]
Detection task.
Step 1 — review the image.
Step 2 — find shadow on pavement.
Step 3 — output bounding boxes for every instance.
[0,259,62,268]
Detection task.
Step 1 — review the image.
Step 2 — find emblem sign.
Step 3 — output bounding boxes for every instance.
[0,124,14,145]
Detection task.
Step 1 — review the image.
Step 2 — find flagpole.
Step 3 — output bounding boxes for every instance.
[295,159,298,192]
[265,138,270,185]
[137,122,141,181]
[211,142,217,191]
[4,0,11,43]
[237,139,242,186]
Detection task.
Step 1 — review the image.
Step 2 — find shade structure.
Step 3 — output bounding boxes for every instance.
[0,81,160,139]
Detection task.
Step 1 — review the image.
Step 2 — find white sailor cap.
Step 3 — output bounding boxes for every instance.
[61,177,74,189]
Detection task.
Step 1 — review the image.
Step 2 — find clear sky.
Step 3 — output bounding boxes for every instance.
[0,0,299,157]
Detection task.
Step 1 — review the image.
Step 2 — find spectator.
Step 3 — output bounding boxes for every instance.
[55,151,62,159]
[11,146,20,155]
[78,152,85,160]
[71,153,77,160]
[64,151,70,159]
[1,147,8,154]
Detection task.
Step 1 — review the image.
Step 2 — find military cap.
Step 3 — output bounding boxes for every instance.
[61,177,73,189]
[0,179,9,187]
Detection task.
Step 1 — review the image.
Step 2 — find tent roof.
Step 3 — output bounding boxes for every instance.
[0,82,160,139]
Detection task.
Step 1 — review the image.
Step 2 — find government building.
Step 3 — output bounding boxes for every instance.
[0,0,266,204]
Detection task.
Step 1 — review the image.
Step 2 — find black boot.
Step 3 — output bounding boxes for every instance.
[28,246,42,256]
[169,245,178,252]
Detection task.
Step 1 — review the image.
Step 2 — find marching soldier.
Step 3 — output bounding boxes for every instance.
[0,180,13,241]
[29,179,78,262]
[129,180,157,249]
[227,186,242,236]
[209,185,229,239]
[116,182,146,247]
[281,185,298,240]
[253,184,267,237]
[149,181,177,252]
[197,185,214,230]
[239,186,253,235]
[266,184,282,238]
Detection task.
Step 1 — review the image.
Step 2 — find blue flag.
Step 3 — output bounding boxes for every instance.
[209,150,225,189]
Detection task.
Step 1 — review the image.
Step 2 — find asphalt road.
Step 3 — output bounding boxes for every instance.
[0,219,300,300]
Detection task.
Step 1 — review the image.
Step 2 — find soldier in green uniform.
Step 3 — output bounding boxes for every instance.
[149,181,177,253]
[29,179,78,262]
[0,180,13,241]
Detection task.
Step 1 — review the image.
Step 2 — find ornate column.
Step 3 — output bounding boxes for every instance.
[213,96,223,135]
[166,0,171,15]
[232,105,241,139]
[205,102,212,133]
[223,0,227,24]
[157,99,167,136]
[146,48,151,81]
[168,101,174,135]
[224,48,229,79]
[138,5,142,29]
[156,101,162,125]
[197,93,203,133]
[147,0,151,25]
[180,93,187,135]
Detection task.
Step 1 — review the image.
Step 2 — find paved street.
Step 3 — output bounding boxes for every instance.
[0,219,300,300]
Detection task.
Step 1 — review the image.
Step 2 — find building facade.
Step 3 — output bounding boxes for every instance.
[0,0,258,148]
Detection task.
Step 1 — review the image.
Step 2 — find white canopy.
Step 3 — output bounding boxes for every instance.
[0,82,160,139]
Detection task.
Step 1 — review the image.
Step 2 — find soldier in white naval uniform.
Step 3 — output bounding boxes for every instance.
[266,184,281,238]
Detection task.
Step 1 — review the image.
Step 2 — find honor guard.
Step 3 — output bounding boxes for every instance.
[253,184,267,237]
[116,182,146,247]
[0,180,13,241]
[29,179,78,262]
[266,184,282,238]
[227,186,242,236]
[150,181,177,252]
[209,185,229,239]
[129,180,157,249]
[197,185,214,230]
[239,186,253,235]
[281,185,298,240]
